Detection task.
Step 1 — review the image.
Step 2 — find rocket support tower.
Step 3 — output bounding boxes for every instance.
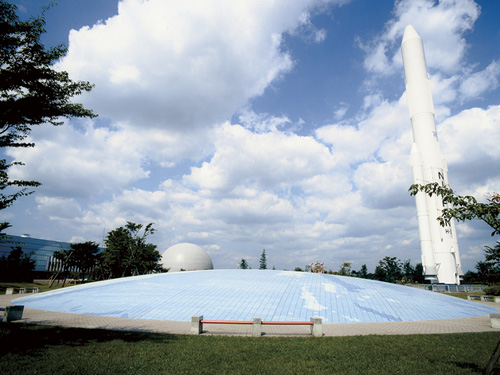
[401,25,464,284]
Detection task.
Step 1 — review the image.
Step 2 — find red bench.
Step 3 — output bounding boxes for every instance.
[191,316,322,336]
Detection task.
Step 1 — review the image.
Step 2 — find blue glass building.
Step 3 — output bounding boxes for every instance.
[0,235,101,278]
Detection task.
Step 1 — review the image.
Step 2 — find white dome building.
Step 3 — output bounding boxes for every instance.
[161,243,213,272]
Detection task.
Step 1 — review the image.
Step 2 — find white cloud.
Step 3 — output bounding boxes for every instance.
[109,64,141,84]
[5,0,499,276]
[237,110,294,133]
[362,0,480,75]
[438,105,500,188]
[289,10,328,43]
[58,0,346,132]
[353,160,413,209]
[202,193,296,226]
[186,122,336,192]
[94,188,171,225]
[6,121,149,198]
[459,61,500,100]
[316,96,409,167]
[35,196,82,220]
[333,103,349,121]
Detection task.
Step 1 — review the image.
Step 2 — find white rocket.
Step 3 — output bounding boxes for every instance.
[401,25,464,284]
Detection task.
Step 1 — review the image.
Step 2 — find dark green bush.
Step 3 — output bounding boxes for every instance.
[0,247,35,282]
[483,285,500,296]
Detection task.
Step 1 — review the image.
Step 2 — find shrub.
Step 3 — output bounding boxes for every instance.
[483,285,500,296]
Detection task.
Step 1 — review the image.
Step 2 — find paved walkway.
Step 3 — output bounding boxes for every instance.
[2,293,499,337]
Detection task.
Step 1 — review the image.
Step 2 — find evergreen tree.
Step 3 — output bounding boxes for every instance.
[475,241,500,284]
[259,249,267,270]
[240,259,248,269]
[358,264,368,278]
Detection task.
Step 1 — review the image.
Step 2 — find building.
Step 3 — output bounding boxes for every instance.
[0,235,99,279]
[161,243,214,272]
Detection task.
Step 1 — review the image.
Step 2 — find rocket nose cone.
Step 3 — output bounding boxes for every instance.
[402,25,421,44]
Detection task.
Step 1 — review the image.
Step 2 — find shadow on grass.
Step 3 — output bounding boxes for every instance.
[452,361,483,372]
[0,323,177,356]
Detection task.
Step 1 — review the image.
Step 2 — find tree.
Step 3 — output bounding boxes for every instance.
[338,262,352,276]
[409,183,500,236]
[485,241,500,264]
[100,222,163,279]
[358,264,368,278]
[410,183,500,283]
[259,249,267,270]
[374,256,403,283]
[402,259,415,283]
[0,1,96,234]
[374,264,385,281]
[69,241,100,281]
[239,259,248,269]
[0,160,39,236]
[475,241,500,284]
[51,242,100,283]
[0,246,35,281]
[414,263,425,283]
[475,259,498,285]
[462,270,481,284]
[51,247,74,286]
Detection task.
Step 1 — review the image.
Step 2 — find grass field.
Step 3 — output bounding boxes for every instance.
[1,282,497,374]
[0,324,499,375]
[0,281,77,294]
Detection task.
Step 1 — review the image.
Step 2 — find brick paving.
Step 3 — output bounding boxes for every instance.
[2,293,499,337]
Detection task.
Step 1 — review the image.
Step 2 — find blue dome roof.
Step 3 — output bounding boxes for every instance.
[14,270,497,323]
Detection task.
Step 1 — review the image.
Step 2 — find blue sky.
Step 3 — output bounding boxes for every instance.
[3,0,500,273]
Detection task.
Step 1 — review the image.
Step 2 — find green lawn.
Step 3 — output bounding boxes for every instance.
[0,281,77,294]
[1,324,499,374]
[437,291,485,300]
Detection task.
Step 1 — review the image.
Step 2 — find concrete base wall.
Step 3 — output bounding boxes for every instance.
[490,313,500,329]
[2,305,24,322]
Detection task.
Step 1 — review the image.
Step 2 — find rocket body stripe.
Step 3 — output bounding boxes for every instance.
[401,25,463,284]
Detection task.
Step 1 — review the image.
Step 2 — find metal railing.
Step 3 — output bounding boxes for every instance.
[406,284,487,293]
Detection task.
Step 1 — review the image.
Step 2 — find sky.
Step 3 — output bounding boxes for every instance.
[3,0,500,273]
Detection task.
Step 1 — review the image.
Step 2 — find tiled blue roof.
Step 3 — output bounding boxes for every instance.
[14,270,498,323]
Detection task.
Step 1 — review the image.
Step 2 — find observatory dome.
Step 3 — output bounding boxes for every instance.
[161,243,213,272]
